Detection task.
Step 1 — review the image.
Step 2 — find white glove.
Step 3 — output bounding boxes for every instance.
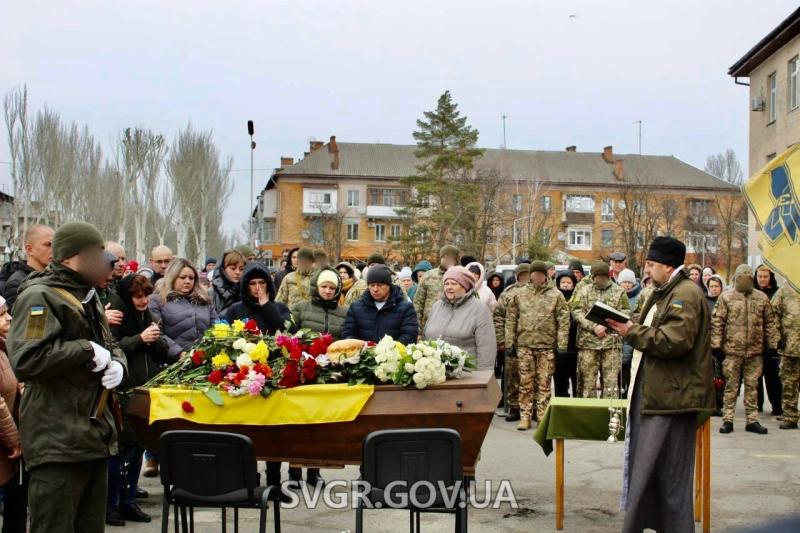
[90,341,111,372]
[101,360,124,389]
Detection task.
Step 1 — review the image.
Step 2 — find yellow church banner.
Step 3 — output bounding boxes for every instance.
[149,383,374,426]
[743,144,800,291]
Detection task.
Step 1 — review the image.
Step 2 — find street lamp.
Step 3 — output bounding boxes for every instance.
[247,120,256,249]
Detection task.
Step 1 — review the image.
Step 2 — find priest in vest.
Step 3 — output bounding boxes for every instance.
[606,236,715,533]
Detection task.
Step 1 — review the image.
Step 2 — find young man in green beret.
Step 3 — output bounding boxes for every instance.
[8,222,127,533]
[276,247,315,309]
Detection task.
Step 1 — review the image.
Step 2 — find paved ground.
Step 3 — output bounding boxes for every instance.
[125,397,800,532]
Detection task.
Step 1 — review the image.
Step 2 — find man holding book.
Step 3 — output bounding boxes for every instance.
[570,262,630,398]
[606,236,715,533]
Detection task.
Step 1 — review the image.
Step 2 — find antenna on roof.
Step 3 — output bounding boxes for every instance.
[634,120,642,155]
[502,114,508,149]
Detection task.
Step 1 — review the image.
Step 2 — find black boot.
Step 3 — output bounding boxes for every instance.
[779,420,798,429]
[105,507,126,527]
[505,408,520,422]
[119,503,152,523]
[135,487,148,499]
[745,421,768,434]
[719,421,733,434]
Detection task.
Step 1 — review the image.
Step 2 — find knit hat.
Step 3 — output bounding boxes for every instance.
[460,255,478,267]
[617,268,636,285]
[366,265,392,285]
[297,248,314,262]
[205,256,217,265]
[366,252,386,266]
[514,263,531,275]
[592,262,610,278]
[443,266,476,292]
[317,268,340,288]
[646,237,686,268]
[530,261,548,275]
[569,259,584,272]
[439,245,460,260]
[397,267,412,280]
[52,222,105,262]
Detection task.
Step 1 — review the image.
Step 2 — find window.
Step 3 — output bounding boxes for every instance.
[512,194,523,213]
[565,194,595,213]
[635,231,645,249]
[309,219,323,242]
[541,195,552,213]
[369,188,406,207]
[390,224,401,239]
[258,220,276,243]
[346,221,359,241]
[769,72,777,123]
[633,199,645,215]
[567,227,592,250]
[374,224,385,242]
[347,190,360,207]
[513,226,524,245]
[689,199,717,225]
[601,199,614,222]
[303,188,337,214]
[601,229,614,248]
[790,57,799,110]
[309,192,332,205]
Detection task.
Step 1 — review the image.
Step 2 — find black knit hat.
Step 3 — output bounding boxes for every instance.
[569,259,584,272]
[366,265,392,286]
[646,236,686,268]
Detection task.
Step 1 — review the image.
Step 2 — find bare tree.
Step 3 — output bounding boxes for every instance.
[3,86,35,250]
[705,149,747,281]
[611,178,664,273]
[303,204,349,261]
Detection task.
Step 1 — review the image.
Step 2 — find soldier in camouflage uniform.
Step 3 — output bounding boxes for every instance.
[772,284,800,429]
[571,262,630,399]
[343,252,402,306]
[413,245,460,329]
[275,247,314,309]
[713,264,780,434]
[493,263,531,422]
[506,261,570,429]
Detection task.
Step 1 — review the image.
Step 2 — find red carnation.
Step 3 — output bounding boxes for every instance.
[191,351,205,366]
[279,360,300,388]
[254,363,273,378]
[289,345,303,361]
[181,401,195,413]
[309,338,326,357]
[244,319,260,334]
[301,357,317,382]
[208,370,222,385]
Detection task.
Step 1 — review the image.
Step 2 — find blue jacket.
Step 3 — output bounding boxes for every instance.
[342,285,419,344]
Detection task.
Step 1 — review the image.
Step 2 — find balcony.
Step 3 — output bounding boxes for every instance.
[366,205,402,218]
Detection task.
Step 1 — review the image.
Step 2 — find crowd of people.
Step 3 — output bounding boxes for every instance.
[0,221,797,531]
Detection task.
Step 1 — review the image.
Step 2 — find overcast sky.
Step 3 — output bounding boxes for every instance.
[2,0,797,235]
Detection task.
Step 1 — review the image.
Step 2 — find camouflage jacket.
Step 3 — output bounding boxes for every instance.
[413,266,445,329]
[710,288,780,357]
[771,285,800,358]
[505,283,570,351]
[571,280,630,349]
[275,269,313,309]
[343,274,405,307]
[493,284,525,345]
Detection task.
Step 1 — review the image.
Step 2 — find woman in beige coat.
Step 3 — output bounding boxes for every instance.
[0,295,24,533]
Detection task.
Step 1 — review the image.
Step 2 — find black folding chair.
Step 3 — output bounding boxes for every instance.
[356,428,467,533]
[159,430,280,533]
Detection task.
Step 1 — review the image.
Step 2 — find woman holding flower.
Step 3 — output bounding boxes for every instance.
[222,263,292,335]
[422,266,496,370]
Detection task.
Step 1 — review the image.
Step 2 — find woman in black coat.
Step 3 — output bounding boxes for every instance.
[223,262,293,335]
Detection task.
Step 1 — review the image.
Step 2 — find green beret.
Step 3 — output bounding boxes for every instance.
[530,260,548,275]
[297,248,314,261]
[515,263,531,275]
[366,252,386,265]
[544,261,555,270]
[52,222,105,262]
[234,244,255,258]
[439,245,460,260]
[592,262,610,278]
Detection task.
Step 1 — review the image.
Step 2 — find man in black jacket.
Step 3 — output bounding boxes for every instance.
[342,266,418,345]
[2,224,54,311]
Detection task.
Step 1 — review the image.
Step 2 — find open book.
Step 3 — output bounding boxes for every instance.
[585,300,631,326]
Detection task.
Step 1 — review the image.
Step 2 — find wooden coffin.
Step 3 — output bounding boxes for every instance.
[127,370,500,476]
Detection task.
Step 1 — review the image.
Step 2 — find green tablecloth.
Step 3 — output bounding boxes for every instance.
[533,397,628,456]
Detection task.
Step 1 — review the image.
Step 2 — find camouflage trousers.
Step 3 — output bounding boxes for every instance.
[722,355,762,424]
[578,348,621,398]
[517,347,555,421]
[780,356,800,424]
[505,352,519,408]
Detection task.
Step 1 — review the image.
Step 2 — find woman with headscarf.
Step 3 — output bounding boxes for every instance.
[422,266,496,370]
[465,261,497,311]
[553,271,579,397]
[702,267,716,292]
[336,261,358,306]
[275,246,300,291]
[486,271,505,302]
[753,264,782,416]
[686,263,705,293]
[210,249,247,315]
[706,274,726,417]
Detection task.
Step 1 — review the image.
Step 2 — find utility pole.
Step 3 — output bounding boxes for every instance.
[247,120,256,248]
[502,114,507,149]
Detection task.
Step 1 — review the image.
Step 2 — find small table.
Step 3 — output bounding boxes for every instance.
[533,397,711,532]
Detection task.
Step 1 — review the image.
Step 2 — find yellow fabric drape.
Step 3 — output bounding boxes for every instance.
[149,384,374,426]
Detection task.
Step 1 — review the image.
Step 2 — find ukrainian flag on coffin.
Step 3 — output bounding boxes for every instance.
[743,144,800,291]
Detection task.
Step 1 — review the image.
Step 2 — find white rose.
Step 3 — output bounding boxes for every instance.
[243,342,257,354]
[232,338,247,351]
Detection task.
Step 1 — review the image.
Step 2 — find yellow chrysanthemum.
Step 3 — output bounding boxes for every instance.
[250,340,269,362]
[212,323,232,338]
[232,319,246,333]
[212,352,233,369]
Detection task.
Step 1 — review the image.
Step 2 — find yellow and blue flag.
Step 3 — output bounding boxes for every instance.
[743,144,800,291]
